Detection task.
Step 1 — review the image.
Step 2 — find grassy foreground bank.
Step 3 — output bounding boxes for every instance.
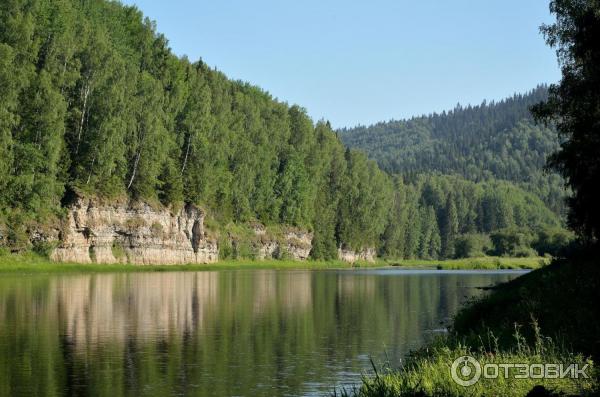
[381,256,549,270]
[0,252,371,273]
[338,252,600,396]
[0,250,547,274]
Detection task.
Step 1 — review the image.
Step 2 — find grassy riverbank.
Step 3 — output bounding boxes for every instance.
[339,251,600,396]
[381,256,549,270]
[0,251,370,273]
[0,250,548,274]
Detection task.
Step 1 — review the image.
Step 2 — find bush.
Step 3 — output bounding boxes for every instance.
[111,241,127,262]
[232,240,257,260]
[218,236,233,259]
[150,222,164,237]
[32,241,58,258]
[125,216,146,229]
[533,227,575,257]
[454,233,493,258]
[490,228,535,257]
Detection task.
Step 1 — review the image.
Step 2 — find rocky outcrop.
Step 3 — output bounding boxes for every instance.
[338,247,376,263]
[51,198,218,265]
[45,197,378,265]
[251,224,313,261]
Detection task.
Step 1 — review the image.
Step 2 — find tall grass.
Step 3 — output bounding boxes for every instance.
[381,256,549,270]
[334,254,600,396]
[335,326,596,396]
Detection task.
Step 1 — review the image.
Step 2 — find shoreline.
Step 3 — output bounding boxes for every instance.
[0,253,548,274]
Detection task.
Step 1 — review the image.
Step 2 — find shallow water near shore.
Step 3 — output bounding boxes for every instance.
[0,269,523,396]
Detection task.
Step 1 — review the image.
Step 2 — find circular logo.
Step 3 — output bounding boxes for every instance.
[451,356,482,386]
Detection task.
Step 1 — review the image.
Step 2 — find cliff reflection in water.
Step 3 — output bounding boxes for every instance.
[0,269,521,396]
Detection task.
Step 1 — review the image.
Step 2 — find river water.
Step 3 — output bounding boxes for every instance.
[0,268,525,396]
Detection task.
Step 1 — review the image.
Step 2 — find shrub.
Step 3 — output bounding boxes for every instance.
[490,228,535,257]
[150,222,164,237]
[111,241,127,261]
[125,216,146,229]
[233,240,257,260]
[218,236,233,259]
[32,241,58,258]
[533,227,575,257]
[454,233,493,258]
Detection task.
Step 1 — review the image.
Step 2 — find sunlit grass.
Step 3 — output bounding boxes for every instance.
[379,256,549,270]
[0,251,380,273]
[335,335,596,397]
[334,257,600,396]
[0,250,547,274]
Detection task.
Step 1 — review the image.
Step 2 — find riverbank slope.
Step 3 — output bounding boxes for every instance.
[340,249,600,396]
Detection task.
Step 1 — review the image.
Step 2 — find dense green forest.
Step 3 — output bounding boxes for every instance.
[338,87,573,258]
[0,0,392,259]
[381,174,568,259]
[340,87,567,215]
[0,0,570,260]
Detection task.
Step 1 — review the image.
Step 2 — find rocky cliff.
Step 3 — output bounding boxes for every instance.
[46,198,373,265]
[251,224,312,261]
[51,198,218,265]
[337,247,377,263]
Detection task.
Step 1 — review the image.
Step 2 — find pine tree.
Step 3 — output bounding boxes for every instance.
[441,196,459,259]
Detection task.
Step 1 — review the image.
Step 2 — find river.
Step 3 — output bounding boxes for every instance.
[0,268,526,396]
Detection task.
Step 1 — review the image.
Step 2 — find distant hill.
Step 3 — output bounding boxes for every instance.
[339,86,566,215]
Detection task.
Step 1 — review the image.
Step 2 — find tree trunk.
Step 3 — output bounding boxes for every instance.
[127,150,141,190]
[75,82,91,154]
[181,134,191,174]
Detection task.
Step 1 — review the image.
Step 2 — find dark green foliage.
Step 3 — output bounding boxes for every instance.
[0,0,392,256]
[380,174,563,259]
[340,87,567,216]
[0,0,574,261]
[441,195,458,258]
[339,85,572,259]
[531,0,600,242]
[454,233,493,258]
[532,226,575,257]
[490,228,537,257]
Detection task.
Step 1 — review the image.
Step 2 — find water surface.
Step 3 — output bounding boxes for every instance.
[0,268,525,396]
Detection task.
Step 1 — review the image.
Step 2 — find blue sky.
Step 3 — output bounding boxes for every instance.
[122,0,560,128]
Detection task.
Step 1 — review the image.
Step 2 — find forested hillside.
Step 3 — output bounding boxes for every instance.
[381,174,567,260]
[0,0,569,261]
[340,87,567,215]
[0,0,393,259]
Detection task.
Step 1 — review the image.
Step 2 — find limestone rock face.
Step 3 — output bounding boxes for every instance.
[250,225,313,261]
[48,197,377,265]
[51,198,218,265]
[337,247,376,263]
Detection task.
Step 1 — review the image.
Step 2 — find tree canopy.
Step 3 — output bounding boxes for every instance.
[0,0,572,260]
[340,87,567,216]
[532,0,600,243]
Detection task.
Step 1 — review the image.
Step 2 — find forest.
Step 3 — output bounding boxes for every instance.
[341,87,572,258]
[340,87,567,215]
[0,0,570,261]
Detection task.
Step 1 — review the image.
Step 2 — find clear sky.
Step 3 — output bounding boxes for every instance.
[121,0,560,129]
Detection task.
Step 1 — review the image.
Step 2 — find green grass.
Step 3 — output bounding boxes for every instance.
[337,336,596,397]
[0,250,547,274]
[0,251,382,274]
[379,256,549,270]
[336,251,600,396]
